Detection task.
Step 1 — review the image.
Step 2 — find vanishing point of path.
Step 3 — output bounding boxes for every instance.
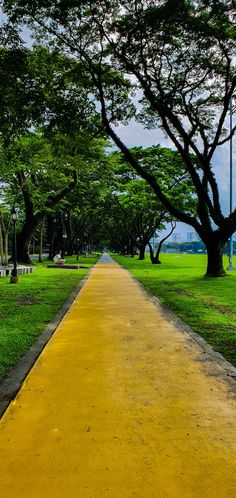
[1,255,236,497]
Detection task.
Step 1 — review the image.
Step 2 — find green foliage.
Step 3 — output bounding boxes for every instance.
[115,146,198,215]
[0,43,104,144]
[2,132,75,213]
[28,46,101,136]
[103,145,196,254]
[0,46,45,141]
[3,128,110,214]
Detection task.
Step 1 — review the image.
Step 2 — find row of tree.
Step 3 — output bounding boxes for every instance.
[0,1,235,276]
[1,132,184,264]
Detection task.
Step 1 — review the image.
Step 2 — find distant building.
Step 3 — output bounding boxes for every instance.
[172,233,181,242]
[186,231,201,242]
[187,232,194,242]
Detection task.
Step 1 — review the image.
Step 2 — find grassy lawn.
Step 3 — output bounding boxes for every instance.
[0,254,98,383]
[113,253,236,368]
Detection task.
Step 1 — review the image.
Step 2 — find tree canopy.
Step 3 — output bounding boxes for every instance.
[2,0,236,274]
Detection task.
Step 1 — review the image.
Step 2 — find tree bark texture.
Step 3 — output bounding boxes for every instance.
[138,244,146,260]
[204,239,226,277]
[148,242,161,264]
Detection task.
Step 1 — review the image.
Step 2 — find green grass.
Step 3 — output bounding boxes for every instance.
[0,254,98,383]
[113,253,236,368]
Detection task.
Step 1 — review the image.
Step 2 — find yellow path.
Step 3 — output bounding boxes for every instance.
[1,260,236,498]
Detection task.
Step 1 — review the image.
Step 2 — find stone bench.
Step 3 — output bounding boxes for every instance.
[47,264,79,269]
[47,264,89,270]
[0,266,35,277]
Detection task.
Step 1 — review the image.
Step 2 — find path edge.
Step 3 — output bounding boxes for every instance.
[0,269,92,418]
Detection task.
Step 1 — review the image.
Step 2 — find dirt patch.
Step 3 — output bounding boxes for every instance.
[203,300,234,314]
[204,325,236,331]
[160,284,194,298]
[217,340,236,348]
[217,340,236,357]
[176,289,193,298]
[17,295,39,306]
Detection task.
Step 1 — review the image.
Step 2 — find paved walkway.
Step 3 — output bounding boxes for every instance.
[1,259,236,497]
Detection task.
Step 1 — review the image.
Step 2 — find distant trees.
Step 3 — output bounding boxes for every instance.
[100,145,197,261]
[163,240,206,254]
[45,139,111,259]
[112,184,168,261]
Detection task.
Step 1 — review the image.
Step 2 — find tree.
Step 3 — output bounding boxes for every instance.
[108,145,195,260]
[5,0,236,275]
[148,221,176,264]
[1,132,78,263]
[45,138,111,259]
[0,153,18,266]
[113,192,165,261]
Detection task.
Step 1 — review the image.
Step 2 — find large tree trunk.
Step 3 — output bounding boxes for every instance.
[15,227,34,264]
[155,243,162,264]
[47,215,56,260]
[48,233,55,260]
[205,239,226,277]
[0,225,4,265]
[38,219,44,263]
[129,244,135,257]
[138,243,146,260]
[14,170,76,264]
[4,231,9,266]
[66,237,75,256]
[13,215,43,264]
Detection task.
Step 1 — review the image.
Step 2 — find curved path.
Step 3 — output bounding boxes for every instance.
[0,258,236,497]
